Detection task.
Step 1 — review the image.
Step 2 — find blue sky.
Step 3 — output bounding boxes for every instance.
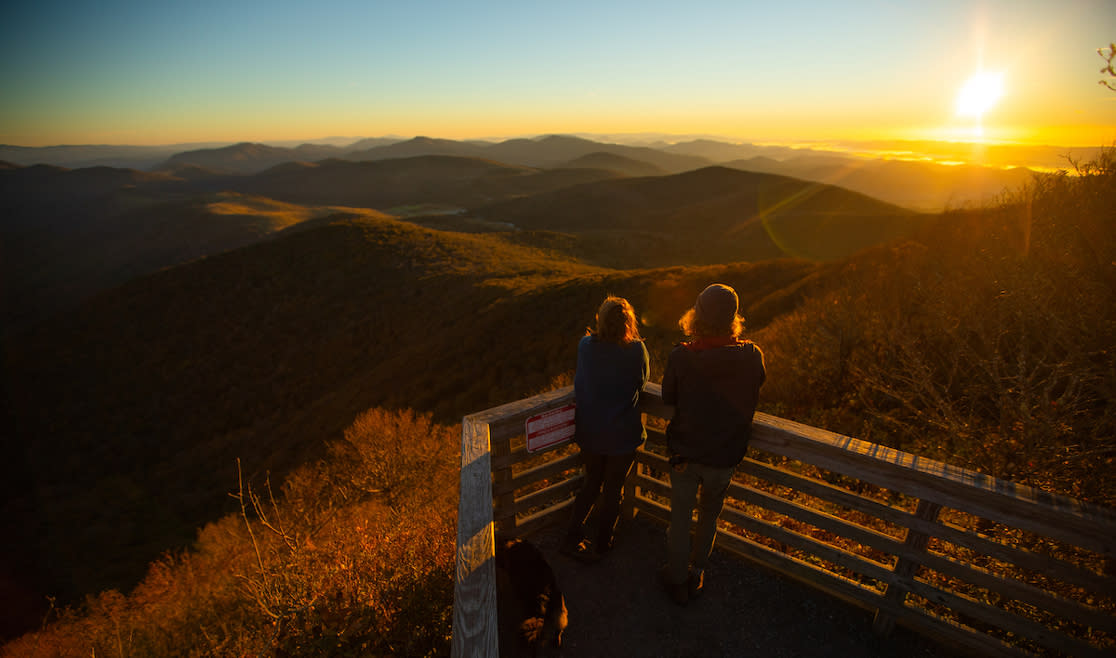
[1,0,1113,146]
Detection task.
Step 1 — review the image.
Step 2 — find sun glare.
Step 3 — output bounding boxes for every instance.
[955,72,1005,118]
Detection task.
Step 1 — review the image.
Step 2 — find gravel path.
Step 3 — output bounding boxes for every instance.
[529,514,964,658]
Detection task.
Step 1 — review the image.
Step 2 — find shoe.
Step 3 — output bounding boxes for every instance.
[558,534,581,558]
[688,569,704,600]
[658,567,688,606]
[561,539,602,564]
[594,536,615,554]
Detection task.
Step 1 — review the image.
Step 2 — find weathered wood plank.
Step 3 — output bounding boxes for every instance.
[928,521,1116,595]
[899,572,1111,658]
[880,604,1032,658]
[495,476,582,523]
[513,498,574,539]
[913,542,1116,635]
[491,451,582,498]
[740,456,1116,594]
[452,416,498,658]
[632,471,671,500]
[637,382,674,419]
[491,424,516,537]
[472,385,576,426]
[873,499,941,636]
[738,457,912,529]
[724,479,906,565]
[716,504,898,587]
[748,412,1116,555]
[485,386,576,444]
[640,386,1116,557]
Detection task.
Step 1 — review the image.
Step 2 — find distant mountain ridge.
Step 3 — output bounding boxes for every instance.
[4,134,1061,211]
[0,142,228,170]
[154,135,1047,210]
[160,141,347,174]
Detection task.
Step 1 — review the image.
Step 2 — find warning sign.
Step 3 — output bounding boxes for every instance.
[525,403,576,453]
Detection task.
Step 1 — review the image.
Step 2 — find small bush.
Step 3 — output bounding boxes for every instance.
[2,408,458,657]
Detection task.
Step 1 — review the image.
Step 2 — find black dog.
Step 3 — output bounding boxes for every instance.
[495,537,568,657]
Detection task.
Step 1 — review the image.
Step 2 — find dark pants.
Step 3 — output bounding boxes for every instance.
[565,450,636,548]
[667,461,734,583]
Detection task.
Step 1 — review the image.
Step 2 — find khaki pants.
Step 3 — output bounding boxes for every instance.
[666,461,734,584]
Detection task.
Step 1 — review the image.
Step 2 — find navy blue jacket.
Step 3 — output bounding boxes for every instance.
[573,335,650,455]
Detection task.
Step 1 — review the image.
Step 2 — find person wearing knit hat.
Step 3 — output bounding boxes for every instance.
[659,283,766,605]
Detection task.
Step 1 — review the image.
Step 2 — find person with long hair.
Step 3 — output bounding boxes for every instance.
[660,283,766,605]
[561,296,650,563]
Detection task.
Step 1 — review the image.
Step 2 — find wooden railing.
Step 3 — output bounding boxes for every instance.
[452,384,1116,657]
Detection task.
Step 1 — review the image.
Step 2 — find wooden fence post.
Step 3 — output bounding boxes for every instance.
[452,416,498,658]
[622,464,640,521]
[621,414,647,521]
[491,430,516,538]
[872,498,943,636]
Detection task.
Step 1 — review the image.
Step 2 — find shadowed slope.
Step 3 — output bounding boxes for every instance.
[472,166,924,267]
[235,155,622,209]
[0,160,396,334]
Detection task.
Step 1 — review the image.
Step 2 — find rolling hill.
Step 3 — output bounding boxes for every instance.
[0,156,621,334]
[0,163,394,335]
[159,141,348,174]
[561,151,668,176]
[0,212,819,624]
[469,166,924,267]
[232,155,623,209]
[3,155,915,334]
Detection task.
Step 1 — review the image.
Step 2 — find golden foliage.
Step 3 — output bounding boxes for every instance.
[757,148,1116,505]
[2,408,458,657]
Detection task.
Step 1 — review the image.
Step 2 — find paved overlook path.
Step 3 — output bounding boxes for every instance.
[530,515,963,658]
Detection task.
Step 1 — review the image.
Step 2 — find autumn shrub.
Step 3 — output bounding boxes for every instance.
[756,149,1116,505]
[2,407,458,657]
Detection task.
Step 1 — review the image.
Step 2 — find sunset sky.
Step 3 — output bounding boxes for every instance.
[2,0,1113,148]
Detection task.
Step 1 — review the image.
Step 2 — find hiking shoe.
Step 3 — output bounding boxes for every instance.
[561,539,602,564]
[658,567,688,606]
[558,534,582,558]
[688,569,704,600]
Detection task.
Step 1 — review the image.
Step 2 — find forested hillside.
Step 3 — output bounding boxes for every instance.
[2,148,1112,655]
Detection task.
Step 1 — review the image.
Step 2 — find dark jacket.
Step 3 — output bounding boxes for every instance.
[573,335,650,455]
[662,339,766,468]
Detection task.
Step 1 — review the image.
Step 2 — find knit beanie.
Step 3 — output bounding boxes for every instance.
[696,283,738,329]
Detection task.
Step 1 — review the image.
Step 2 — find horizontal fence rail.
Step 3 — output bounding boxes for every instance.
[452,384,1116,658]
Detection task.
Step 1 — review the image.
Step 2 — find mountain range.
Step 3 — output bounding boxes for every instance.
[0,132,1067,638]
[2,133,1057,211]
[1,152,922,336]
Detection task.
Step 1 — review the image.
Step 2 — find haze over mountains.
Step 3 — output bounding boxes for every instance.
[2,133,1073,209]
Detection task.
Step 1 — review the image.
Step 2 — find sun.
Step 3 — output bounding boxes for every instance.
[955,71,1005,119]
